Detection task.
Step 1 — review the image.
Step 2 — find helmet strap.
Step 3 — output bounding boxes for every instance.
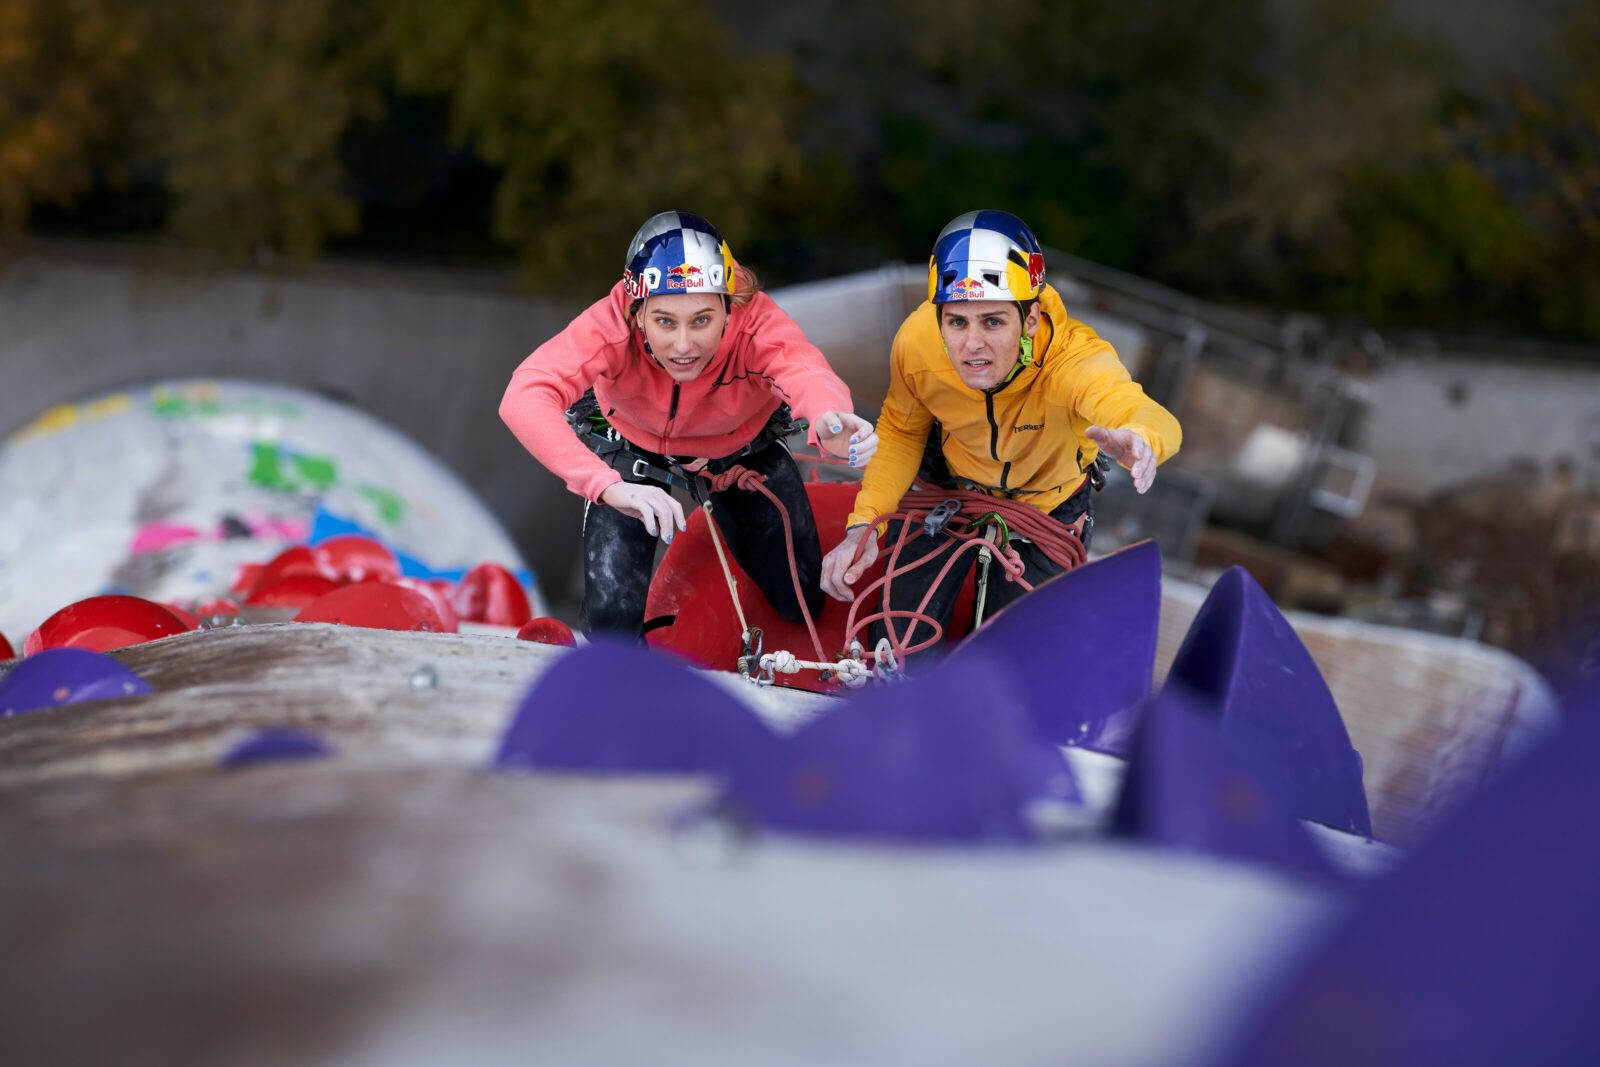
[1000,334,1035,386]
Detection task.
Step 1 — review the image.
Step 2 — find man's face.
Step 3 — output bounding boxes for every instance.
[938,300,1040,391]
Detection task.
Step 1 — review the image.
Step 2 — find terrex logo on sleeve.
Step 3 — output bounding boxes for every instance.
[950,277,986,299]
[666,263,705,289]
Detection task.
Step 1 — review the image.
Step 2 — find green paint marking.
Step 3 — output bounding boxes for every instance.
[245,441,408,527]
[247,442,298,491]
[291,453,339,490]
[358,485,406,525]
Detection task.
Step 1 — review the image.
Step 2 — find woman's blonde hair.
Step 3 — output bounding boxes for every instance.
[729,262,761,308]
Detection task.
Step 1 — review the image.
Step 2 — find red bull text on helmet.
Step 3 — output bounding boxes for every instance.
[665,264,705,289]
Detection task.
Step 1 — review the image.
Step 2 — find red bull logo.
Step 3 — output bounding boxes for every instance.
[1026,253,1045,291]
[950,276,986,299]
[665,263,705,289]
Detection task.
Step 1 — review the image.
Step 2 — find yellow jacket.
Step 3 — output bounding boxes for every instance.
[847,284,1181,527]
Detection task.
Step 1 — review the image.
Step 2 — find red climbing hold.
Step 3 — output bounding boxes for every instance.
[293,581,447,633]
[392,577,461,634]
[315,534,401,584]
[245,573,342,608]
[246,545,332,598]
[517,617,576,647]
[23,595,194,655]
[453,562,532,628]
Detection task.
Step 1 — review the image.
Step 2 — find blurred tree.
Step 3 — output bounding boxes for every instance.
[0,0,145,246]
[1188,0,1452,299]
[1461,0,1600,339]
[3,0,1596,342]
[135,0,379,267]
[763,0,1273,273]
[376,0,802,290]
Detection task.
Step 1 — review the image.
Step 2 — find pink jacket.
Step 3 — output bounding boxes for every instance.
[500,280,853,502]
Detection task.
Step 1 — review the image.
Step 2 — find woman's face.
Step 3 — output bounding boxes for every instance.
[938,299,1041,391]
[639,293,728,382]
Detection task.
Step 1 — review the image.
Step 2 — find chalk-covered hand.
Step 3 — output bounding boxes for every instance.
[816,411,879,469]
[821,524,879,601]
[599,482,687,544]
[1086,425,1157,493]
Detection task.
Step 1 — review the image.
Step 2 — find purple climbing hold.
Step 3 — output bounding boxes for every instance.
[714,654,1081,844]
[1166,567,1372,837]
[494,639,779,774]
[0,647,153,717]
[1109,683,1338,882]
[945,539,1162,754]
[1206,649,1600,1066]
[219,728,331,767]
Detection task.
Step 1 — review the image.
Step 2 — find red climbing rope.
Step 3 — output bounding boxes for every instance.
[704,465,830,667]
[703,457,1087,684]
[838,488,1089,665]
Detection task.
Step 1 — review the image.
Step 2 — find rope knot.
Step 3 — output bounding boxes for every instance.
[706,464,767,493]
[761,649,802,676]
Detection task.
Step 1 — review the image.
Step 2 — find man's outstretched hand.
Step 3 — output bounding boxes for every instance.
[1086,425,1157,493]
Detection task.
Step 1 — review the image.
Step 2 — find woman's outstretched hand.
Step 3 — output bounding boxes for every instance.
[599,482,687,543]
[816,411,879,469]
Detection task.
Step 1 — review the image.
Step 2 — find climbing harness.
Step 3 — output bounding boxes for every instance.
[566,389,806,504]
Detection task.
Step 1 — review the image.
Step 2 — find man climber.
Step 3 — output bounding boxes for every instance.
[819,209,1181,668]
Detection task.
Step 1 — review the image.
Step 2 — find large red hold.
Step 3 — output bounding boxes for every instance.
[245,574,342,608]
[452,562,532,628]
[293,581,447,633]
[315,535,401,585]
[24,595,194,655]
[244,545,332,599]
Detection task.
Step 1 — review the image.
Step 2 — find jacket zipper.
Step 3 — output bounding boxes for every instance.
[983,391,1014,492]
[985,392,999,460]
[663,383,681,451]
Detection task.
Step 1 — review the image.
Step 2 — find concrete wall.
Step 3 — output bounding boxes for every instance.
[1361,351,1600,501]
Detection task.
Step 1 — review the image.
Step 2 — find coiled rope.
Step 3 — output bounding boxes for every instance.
[700,462,1086,688]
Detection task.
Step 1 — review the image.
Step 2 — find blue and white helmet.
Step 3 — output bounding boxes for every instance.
[622,211,736,301]
[927,210,1046,305]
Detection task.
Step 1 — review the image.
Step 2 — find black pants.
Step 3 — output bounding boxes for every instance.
[579,439,825,640]
[867,487,1094,669]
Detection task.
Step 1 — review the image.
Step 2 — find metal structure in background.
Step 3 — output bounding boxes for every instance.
[1042,247,1380,559]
